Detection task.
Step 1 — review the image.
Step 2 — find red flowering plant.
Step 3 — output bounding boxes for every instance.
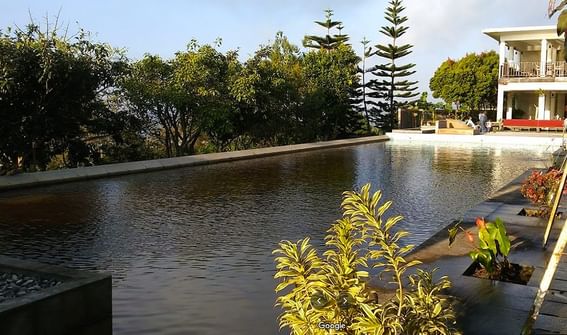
[449,217,511,277]
[520,168,562,210]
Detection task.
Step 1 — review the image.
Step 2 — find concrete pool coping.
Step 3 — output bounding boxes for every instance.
[388,131,566,148]
[0,135,388,192]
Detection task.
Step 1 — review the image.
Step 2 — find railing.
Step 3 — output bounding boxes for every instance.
[500,61,567,78]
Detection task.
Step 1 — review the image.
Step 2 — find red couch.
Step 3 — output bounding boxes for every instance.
[502,119,565,131]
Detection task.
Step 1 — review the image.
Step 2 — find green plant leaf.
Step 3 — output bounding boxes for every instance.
[493,217,511,257]
[447,220,461,247]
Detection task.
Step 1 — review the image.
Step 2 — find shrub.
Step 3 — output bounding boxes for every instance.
[273,184,459,334]
[520,169,561,208]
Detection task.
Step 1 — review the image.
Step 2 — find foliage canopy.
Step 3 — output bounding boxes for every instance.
[274,184,459,334]
[429,51,498,114]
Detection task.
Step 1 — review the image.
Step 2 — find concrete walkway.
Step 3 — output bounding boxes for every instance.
[408,170,567,334]
[0,136,388,192]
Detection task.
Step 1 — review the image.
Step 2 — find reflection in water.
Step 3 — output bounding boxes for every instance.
[0,142,548,334]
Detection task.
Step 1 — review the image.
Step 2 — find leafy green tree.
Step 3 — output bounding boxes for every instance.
[121,54,177,157]
[303,9,349,50]
[0,23,127,171]
[123,43,235,156]
[230,32,303,147]
[429,52,498,114]
[301,44,364,140]
[369,0,418,131]
[202,49,243,152]
[172,43,233,155]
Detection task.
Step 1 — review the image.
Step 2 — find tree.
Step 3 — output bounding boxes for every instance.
[0,23,127,171]
[301,43,364,140]
[353,37,374,132]
[369,0,418,131]
[303,9,349,51]
[230,32,303,147]
[122,43,234,156]
[549,0,567,58]
[172,43,232,155]
[121,54,176,157]
[301,11,363,140]
[429,52,498,114]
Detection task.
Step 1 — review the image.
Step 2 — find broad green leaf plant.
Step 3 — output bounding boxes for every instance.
[273,184,459,334]
[450,217,511,276]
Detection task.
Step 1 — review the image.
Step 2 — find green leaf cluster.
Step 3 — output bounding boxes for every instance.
[469,218,511,274]
[429,52,498,114]
[273,184,459,334]
[0,23,127,170]
[122,43,239,157]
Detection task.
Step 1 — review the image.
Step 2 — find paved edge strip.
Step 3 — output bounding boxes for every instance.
[387,132,566,147]
[0,136,389,192]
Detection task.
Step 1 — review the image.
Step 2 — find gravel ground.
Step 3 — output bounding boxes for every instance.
[0,272,62,303]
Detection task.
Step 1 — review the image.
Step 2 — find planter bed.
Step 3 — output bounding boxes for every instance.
[463,261,535,285]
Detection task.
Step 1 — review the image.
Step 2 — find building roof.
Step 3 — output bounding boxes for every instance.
[483,26,563,42]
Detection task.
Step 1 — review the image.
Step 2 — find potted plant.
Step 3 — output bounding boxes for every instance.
[449,217,533,285]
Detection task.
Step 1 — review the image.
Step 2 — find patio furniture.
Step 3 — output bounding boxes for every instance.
[502,119,565,132]
[435,119,480,135]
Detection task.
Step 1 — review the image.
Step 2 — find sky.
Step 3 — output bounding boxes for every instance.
[0,0,557,96]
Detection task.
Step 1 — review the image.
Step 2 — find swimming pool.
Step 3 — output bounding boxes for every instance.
[0,141,551,334]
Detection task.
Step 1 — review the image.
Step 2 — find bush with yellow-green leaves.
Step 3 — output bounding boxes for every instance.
[273,184,460,335]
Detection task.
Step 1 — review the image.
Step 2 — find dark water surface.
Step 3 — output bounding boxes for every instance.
[0,142,551,334]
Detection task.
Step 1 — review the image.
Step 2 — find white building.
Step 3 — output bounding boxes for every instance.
[484,26,567,121]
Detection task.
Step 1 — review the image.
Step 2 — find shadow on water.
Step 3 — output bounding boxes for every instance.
[0,142,549,334]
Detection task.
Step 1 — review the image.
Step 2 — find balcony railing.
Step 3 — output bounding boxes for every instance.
[500,61,567,78]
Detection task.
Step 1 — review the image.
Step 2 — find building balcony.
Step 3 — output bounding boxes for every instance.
[500,61,567,80]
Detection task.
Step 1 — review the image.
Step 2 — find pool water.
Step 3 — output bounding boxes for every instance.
[0,142,551,334]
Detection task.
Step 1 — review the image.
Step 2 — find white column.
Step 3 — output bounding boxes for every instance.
[499,41,506,64]
[559,93,566,118]
[497,88,505,120]
[499,41,507,77]
[538,93,546,119]
[506,92,513,119]
[541,39,548,77]
[551,92,557,119]
[545,92,552,120]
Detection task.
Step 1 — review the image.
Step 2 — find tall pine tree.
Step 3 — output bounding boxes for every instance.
[303,9,349,50]
[358,37,373,131]
[301,10,363,140]
[369,0,418,130]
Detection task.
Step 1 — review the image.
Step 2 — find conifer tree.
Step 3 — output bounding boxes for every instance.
[352,37,373,132]
[369,0,418,130]
[303,9,349,50]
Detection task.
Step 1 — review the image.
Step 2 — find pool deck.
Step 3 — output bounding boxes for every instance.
[0,136,388,192]
[409,170,567,334]
[388,130,566,148]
